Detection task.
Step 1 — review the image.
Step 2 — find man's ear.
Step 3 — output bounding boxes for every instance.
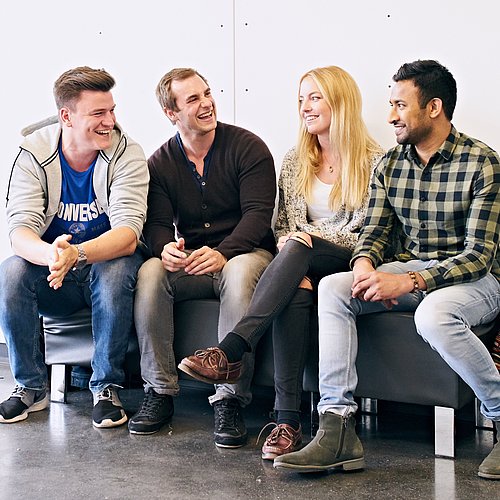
[165,108,177,125]
[60,107,71,126]
[428,98,443,119]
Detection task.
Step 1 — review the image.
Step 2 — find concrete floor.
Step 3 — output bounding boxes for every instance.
[0,360,498,500]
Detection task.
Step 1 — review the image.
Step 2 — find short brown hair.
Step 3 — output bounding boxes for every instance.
[53,66,115,110]
[155,68,208,111]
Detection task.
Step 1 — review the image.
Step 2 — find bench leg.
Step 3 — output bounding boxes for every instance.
[50,364,68,404]
[360,397,378,414]
[434,406,455,458]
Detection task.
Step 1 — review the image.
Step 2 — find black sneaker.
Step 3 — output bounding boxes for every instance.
[92,386,127,428]
[0,386,49,424]
[213,398,247,448]
[128,389,174,435]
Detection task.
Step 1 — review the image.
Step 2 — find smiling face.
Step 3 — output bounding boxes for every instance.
[299,75,332,140]
[61,90,116,154]
[388,80,433,147]
[166,74,217,139]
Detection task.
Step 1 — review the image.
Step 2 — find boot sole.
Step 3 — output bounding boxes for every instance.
[273,457,365,473]
[478,471,500,480]
[177,363,239,385]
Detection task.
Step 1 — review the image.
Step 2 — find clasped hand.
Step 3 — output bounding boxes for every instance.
[161,238,227,275]
[47,234,77,290]
[351,266,412,309]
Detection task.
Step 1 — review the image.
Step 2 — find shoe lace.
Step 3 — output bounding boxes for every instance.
[11,385,28,399]
[215,402,239,431]
[256,421,277,445]
[257,422,299,447]
[194,348,232,376]
[137,392,165,417]
[96,387,113,401]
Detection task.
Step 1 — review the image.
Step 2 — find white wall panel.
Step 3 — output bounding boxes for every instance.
[0,0,235,250]
[235,0,500,169]
[0,0,235,342]
[0,0,499,343]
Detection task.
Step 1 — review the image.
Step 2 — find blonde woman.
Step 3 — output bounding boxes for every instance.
[179,66,383,459]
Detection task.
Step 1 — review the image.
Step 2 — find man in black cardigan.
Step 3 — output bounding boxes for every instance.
[129,68,276,447]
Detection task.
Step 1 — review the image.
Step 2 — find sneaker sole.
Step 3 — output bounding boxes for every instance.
[92,414,128,429]
[0,394,49,424]
[215,441,246,449]
[178,362,239,385]
[214,432,248,448]
[273,456,365,473]
[128,419,172,435]
[128,427,161,435]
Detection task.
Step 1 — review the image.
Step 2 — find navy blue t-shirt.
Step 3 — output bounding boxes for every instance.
[42,146,111,244]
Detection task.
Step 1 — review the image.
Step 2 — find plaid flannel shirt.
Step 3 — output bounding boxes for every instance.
[351,126,500,292]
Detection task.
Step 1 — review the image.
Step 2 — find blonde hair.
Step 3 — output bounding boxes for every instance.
[295,66,382,211]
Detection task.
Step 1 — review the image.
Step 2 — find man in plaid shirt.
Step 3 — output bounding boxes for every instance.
[274,60,500,479]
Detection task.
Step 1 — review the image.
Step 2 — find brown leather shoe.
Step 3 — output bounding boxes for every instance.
[178,347,242,384]
[261,423,302,460]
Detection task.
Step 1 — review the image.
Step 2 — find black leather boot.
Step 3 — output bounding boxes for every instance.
[478,421,500,479]
[273,411,364,473]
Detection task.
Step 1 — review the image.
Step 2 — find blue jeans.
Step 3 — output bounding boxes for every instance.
[0,249,145,395]
[134,249,273,406]
[317,260,500,420]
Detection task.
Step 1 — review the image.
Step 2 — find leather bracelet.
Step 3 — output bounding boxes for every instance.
[408,271,419,291]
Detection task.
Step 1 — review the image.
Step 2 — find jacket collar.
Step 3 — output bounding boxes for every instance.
[20,116,126,168]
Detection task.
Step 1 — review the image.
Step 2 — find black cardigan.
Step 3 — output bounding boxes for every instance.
[144,122,276,260]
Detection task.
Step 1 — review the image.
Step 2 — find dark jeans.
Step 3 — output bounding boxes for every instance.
[231,236,352,412]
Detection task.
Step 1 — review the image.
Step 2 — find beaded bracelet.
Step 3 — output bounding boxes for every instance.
[408,271,419,291]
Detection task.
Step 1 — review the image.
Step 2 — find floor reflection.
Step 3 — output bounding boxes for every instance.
[48,401,67,446]
[434,457,456,500]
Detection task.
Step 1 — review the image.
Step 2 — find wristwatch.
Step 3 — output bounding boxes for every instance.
[72,244,88,270]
